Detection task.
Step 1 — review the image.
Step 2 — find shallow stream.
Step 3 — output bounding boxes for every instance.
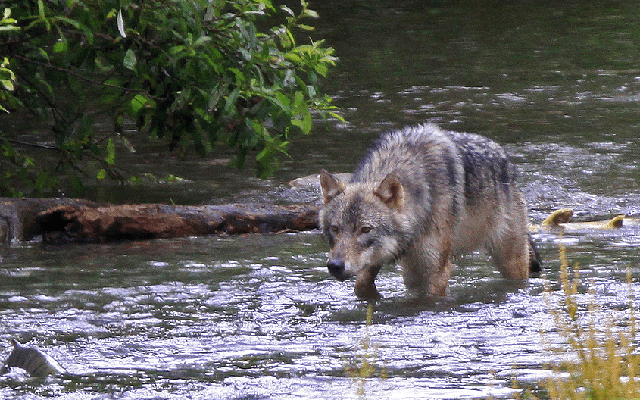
[2,1,640,399]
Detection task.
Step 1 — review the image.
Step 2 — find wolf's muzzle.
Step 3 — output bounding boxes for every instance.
[327,259,347,281]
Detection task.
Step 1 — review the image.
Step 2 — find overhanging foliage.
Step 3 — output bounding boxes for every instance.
[0,0,338,196]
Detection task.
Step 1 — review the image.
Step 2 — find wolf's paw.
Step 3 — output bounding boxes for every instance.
[354,274,382,301]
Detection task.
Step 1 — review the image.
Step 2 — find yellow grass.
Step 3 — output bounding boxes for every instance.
[544,244,640,400]
[345,303,387,399]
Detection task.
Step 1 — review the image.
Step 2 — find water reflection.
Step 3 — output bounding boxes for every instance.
[1,228,638,399]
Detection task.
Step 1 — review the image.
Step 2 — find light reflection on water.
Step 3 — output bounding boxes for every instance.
[1,230,639,399]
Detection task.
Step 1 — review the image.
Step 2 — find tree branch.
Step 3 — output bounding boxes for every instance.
[11,54,145,93]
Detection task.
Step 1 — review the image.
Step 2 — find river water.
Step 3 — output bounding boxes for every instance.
[2,1,640,399]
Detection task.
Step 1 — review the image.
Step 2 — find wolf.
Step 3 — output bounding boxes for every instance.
[318,123,541,301]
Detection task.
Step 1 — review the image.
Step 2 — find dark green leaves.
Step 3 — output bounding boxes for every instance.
[123,49,136,71]
[1,0,339,196]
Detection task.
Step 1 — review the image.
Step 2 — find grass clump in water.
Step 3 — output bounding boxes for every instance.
[544,244,640,399]
[344,303,387,399]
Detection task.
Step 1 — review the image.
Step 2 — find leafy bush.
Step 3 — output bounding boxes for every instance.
[0,0,338,196]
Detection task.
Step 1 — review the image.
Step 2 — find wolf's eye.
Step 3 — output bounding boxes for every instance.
[360,226,372,234]
[330,225,339,234]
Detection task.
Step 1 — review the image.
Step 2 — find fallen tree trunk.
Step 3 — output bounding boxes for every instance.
[37,203,320,243]
[0,198,320,244]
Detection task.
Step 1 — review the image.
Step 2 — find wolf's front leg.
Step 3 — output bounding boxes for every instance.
[354,265,382,301]
[401,235,453,297]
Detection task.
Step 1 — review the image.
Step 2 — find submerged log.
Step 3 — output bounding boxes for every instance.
[36,203,320,243]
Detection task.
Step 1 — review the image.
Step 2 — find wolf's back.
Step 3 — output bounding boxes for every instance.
[449,130,519,204]
[351,124,519,204]
[350,123,459,183]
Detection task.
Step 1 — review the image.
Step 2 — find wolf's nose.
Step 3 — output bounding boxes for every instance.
[327,259,346,280]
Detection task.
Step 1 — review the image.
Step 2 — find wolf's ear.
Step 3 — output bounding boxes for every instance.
[320,169,345,203]
[374,174,404,210]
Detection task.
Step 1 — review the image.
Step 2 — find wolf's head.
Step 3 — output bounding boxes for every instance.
[318,170,408,300]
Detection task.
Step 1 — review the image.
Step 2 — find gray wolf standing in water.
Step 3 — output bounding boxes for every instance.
[319,123,541,300]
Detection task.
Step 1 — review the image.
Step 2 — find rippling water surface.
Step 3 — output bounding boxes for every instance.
[2,227,639,399]
[3,0,640,398]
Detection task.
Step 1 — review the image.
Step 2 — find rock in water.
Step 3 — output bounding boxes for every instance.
[2,339,65,377]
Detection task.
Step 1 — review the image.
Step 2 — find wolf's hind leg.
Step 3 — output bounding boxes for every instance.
[488,191,532,280]
[400,236,452,296]
[490,238,529,280]
[489,225,530,280]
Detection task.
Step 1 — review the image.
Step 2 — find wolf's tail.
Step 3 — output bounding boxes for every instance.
[528,234,542,274]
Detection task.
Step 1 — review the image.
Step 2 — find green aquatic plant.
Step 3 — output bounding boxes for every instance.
[344,303,387,399]
[544,244,640,400]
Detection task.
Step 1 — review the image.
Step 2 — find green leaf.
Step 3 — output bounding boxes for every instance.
[105,138,115,165]
[224,88,240,115]
[120,136,136,153]
[256,145,272,163]
[302,9,319,19]
[207,86,223,110]
[129,94,148,114]
[292,90,305,110]
[37,0,45,19]
[193,36,212,47]
[274,91,291,109]
[117,9,126,38]
[37,48,49,61]
[103,77,122,87]
[54,16,94,44]
[284,52,302,64]
[35,0,51,32]
[1,79,14,91]
[123,48,137,70]
[53,40,67,53]
[295,24,314,31]
[169,45,185,56]
[94,56,114,72]
[315,63,329,77]
[291,91,312,133]
[96,169,106,180]
[280,6,294,17]
[301,108,312,133]
[168,89,191,113]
